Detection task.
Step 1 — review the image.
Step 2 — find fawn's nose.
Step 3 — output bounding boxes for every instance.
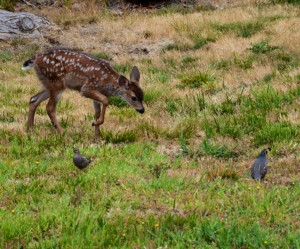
[136,108,145,114]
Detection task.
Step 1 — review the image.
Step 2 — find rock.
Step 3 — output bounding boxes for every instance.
[0,9,60,41]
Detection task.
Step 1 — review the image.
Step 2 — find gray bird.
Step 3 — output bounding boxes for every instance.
[251,148,271,181]
[73,148,91,170]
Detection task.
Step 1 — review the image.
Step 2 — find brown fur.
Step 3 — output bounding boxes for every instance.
[26,48,144,138]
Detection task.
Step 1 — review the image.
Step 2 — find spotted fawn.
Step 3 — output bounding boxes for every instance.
[22,48,145,138]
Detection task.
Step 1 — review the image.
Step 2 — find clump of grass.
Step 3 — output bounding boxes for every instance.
[0,49,13,62]
[92,51,112,61]
[109,96,127,108]
[270,0,300,4]
[233,54,257,70]
[163,35,214,52]
[143,89,164,104]
[248,40,279,54]
[195,140,238,159]
[179,71,217,91]
[262,72,276,82]
[148,163,170,178]
[211,95,236,115]
[165,93,206,117]
[165,98,180,116]
[201,115,244,139]
[206,166,240,181]
[113,63,132,74]
[100,129,136,143]
[163,42,193,52]
[181,56,198,66]
[162,57,177,68]
[167,118,198,139]
[241,86,294,113]
[254,121,299,145]
[0,0,17,11]
[136,121,165,139]
[147,67,169,84]
[212,20,263,38]
[211,59,231,70]
[273,52,300,71]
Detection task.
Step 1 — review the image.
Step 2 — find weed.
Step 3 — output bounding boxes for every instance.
[248,40,279,54]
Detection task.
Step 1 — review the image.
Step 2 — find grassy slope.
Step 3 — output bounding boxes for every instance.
[0,2,300,248]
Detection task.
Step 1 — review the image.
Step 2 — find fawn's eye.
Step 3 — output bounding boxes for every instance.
[131,96,137,101]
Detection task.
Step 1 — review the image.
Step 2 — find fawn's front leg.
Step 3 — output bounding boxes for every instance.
[81,88,108,128]
[28,89,50,133]
[93,101,101,138]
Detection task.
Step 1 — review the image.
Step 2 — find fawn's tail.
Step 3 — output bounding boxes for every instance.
[21,59,34,71]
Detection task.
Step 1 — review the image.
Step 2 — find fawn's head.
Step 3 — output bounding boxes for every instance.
[118,66,145,114]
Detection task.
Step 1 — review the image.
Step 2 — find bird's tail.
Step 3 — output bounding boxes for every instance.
[21,59,34,71]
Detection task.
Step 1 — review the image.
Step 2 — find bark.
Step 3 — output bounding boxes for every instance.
[0,9,59,41]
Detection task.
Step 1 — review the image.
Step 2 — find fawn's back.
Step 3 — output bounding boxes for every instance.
[34,48,120,93]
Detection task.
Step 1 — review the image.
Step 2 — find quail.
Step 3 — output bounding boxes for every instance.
[251,148,271,181]
[73,148,91,170]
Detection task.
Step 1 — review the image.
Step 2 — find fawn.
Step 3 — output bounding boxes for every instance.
[22,48,145,138]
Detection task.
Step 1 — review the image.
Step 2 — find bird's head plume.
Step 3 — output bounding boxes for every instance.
[259,147,271,157]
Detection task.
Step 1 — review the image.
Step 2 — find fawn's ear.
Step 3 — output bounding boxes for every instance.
[130,66,140,83]
[118,75,129,88]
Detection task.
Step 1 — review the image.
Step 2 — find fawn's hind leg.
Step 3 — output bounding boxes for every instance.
[93,101,101,139]
[28,89,50,132]
[46,90,63,133]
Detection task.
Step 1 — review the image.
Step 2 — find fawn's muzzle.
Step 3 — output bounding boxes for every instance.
[136,108,145,114]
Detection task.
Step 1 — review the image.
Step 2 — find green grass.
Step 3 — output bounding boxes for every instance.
[1,2,300,248]
[212,20,264,38]
[178,71,217,91]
